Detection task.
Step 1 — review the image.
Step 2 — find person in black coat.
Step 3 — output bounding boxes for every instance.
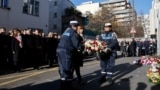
[72,25,84,84]
[41,33,48,65]
[12,29,23,72]
[130,38,137,57]
[32,29,43,70]
[47,32,58,67]
[144,38,150,55]
[0,27,9,69]
[22,29,34,68]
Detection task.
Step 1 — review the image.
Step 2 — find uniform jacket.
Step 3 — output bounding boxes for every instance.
[58,27,80,53]
[99,30,118,52]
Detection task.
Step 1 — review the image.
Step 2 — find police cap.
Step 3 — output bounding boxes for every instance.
[70,20,79,26]
[104,23,112,27]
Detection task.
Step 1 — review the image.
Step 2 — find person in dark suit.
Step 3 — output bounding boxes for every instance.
[130,38,137,56]
[0,27,9,69]
[41,33,48,65]
[32,29,43,70]
[47,32,58,67]
[144,38,150,55]
[22,29,34,68]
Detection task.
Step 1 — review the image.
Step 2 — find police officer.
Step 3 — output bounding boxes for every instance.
[56,20,80,90]
[99,23,118,85]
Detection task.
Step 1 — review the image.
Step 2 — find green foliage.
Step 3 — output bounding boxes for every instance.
[64,7,82,17]
[83,29,97,36]
[83,17,89,25]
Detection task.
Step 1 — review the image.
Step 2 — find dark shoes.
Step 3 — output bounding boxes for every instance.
[34,67,41,70]
[107,78,113,85]
[99,76,107,83]
[99,76,113,85]
[78,80,86,86]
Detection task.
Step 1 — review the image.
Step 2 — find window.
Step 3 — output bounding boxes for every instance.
[34,1,39,16]
[54,1,57,6]
[0,0,8,8]
[23,0,39,16]
[85,11,91,15]
[54,13,57,18]
[53,25,57,29]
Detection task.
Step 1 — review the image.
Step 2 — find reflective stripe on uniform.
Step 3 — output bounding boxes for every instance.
[102,36,112,40]
[61,78,73,81]
[101,71,107,74]
[107,72,113,75]
[62,32,70,37]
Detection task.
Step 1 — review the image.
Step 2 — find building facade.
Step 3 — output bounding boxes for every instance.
[0,0,74,34]
[149,0,160,55]
[49,0,74,34]
[149,0,160,36]
[0,0,49,33]
[101,0,136,27]
[76,1,101,17]
[76,0,136,38]
[138,15,150,38]
[76,0,136,26]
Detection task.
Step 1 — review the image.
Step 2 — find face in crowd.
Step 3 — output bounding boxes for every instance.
[77,25,84,35]
[104,26,112,32]
[0,27,6,34]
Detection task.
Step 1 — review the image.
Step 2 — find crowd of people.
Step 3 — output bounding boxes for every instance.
[119,38,157,57]
[0,27,60,72]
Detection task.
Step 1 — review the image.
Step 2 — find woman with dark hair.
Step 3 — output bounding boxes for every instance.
[72,25,85,84]
[12,28,23,72]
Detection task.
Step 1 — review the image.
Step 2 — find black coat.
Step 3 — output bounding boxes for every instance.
[12,37,23,65]
[72,35,84,67]
[47,37,58,55]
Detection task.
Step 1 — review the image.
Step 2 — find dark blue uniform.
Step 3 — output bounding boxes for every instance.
[56,27,80,81]
[99,30,118,79]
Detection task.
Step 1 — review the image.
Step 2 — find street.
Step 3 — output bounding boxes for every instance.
[0,56,160,90]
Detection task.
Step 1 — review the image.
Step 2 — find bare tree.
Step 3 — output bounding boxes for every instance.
[85,7,117,34]
[64,7,82,18]
[85,6,143,38]
[135,11,145,37]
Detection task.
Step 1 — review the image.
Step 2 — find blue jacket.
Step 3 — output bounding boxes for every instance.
[58,28,80,52]
[99,30,118,51]
[144,40,150,48]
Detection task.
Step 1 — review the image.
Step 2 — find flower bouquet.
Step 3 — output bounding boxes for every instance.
[133,56,152,65]
[133,55,160,84]
[144,56,160,85]
[84,39,107,54]
[140,56,154,65]
[146,60,160,85]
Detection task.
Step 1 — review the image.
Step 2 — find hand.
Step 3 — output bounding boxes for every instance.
[78,49,81,52]
[100,48,111,60]
[13,51,15,54]
[102,48,111,54]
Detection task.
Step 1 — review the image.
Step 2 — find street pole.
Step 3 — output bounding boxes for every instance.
[157,9,160,55]
[153,1,160,55]
[132,0,135,38]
